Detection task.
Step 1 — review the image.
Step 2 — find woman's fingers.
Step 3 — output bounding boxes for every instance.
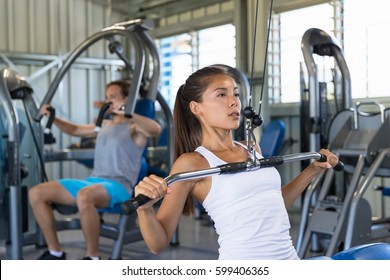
[135,175,168,200]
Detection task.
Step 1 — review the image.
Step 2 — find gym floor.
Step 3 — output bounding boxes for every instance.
[1,210,220,260]
[1,209,389,260]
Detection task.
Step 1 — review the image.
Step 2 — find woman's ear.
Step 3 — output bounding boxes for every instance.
[189,101,201,116]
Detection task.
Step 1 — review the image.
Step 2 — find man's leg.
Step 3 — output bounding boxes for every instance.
[76,185,110,258]
[28,181,76,253]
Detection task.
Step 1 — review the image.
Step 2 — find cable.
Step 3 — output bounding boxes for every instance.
[248,0,260,108]
[257,0,274,116]
[244,0,274,161]
[244,0,274,128]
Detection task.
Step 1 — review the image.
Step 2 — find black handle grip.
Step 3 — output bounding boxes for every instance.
[94,102,111,132]
[333,161,344,172]
[45,106,55,130]
[258,156,284,167]
[44,107,56,144]
[318,154,344,172]
[121,194,151,215]
[219,162,248,174]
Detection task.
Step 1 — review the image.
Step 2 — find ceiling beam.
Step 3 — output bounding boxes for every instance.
[90,0,228,20]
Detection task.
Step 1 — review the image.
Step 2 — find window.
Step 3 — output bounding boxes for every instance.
[198,25,236,68]
[157,24,236,109]
[269,3,334,103]
[344,0,390,99]
[270,0,390,104]
[158,33,193,109]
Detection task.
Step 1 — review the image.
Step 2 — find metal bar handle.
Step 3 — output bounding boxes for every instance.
[121,152,343,215]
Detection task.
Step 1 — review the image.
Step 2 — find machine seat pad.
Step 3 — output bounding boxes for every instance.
[331,243,390,260]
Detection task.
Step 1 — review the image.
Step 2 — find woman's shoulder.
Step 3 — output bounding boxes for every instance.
[172,151,209,173]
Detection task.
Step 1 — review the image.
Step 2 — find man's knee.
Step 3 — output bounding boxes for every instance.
[76,188,94,209]
[76,186,109,210]
[28,183,45,205]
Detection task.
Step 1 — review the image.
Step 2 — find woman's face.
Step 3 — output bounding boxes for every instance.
[192,74,241,130]
[105,85,127,111]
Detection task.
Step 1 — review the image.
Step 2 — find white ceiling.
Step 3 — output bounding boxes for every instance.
[90,0,227,20]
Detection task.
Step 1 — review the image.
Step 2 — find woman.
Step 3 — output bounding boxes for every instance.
[29,80,161,260]
[134,65,339,260]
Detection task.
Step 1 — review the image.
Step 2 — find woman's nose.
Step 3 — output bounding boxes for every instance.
[229,96,238,107]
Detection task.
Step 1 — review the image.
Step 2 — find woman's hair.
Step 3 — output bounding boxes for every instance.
[173,65,239,216]
[106,80,131,98]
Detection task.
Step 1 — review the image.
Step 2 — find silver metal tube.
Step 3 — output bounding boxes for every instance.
[333,49,352,109]
[344,148,390,249]
[36,27,145,121]
[0,69,23,259]
[9,183,23,259]
[295,172,325,253]
[156,93,174,169]
[282,152,321,163]
[138,29,160,101]
[122,151,337,215]
[325,154,365,256]
[166,167,222,186]
[165,152,324,186]
[124,31,145,117]
[0,69,21,142]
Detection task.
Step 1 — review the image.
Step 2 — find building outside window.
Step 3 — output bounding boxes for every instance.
[156,24,236,109]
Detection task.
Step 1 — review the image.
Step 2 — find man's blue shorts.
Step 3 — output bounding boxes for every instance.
[58,177,131,210]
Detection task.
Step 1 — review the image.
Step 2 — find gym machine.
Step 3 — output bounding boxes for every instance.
[300,27,352,156]
[0,19,173,259]
[296,29,390,258]
[297,28,353,254]
[298,101,390,258]
[0,69,42,260]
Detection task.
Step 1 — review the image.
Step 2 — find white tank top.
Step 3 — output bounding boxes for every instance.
[196,142,299,260]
